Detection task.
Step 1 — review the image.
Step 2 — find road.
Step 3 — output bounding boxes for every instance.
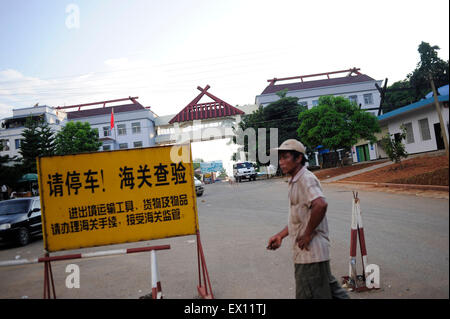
[0,178,448,299]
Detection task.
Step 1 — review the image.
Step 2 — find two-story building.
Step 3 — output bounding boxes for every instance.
[65,99,157,151]
[0,105,67,159]
[255,68,382,116]
[0,97,157,160]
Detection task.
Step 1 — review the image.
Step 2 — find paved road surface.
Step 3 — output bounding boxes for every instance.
[0,179,448,299]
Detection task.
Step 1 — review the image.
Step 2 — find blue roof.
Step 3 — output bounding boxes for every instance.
[378,94,449,122]
[425,84,449,99]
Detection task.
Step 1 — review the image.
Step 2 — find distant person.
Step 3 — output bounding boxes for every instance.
[267,139,349,299]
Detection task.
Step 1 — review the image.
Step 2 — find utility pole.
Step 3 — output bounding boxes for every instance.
[429,74,449,158]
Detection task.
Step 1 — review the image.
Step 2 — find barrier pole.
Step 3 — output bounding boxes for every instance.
[151,250,163,299]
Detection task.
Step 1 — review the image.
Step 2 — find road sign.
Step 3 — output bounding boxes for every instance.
[37,144,198,252]
[199,161,223,173]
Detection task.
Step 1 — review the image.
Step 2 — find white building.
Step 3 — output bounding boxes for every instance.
[255,68,382,116]
[0,98,157,160]
[66,100,157,151]
[376,91,449,157]
[0,105,67,158]
[351,86,449,163]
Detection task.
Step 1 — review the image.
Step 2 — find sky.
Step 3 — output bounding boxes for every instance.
[0,0,449,174]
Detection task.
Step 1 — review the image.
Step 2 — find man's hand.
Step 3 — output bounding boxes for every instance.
[296,231,316,251]
[267,226,288,251]
[267,235,283,250]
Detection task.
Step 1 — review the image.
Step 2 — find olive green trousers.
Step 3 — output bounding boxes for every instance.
[295,261,350,299]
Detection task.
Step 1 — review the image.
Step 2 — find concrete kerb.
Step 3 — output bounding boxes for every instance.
[326,180,449,192]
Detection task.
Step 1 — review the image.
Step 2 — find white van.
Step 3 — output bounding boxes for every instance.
[233,162,257,182]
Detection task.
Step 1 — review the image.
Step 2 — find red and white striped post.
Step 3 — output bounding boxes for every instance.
[346,192,369,291]
[150,249,163,299]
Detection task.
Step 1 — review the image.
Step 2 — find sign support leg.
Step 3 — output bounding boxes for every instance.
[196,231,213,299]
[43,253,56,299]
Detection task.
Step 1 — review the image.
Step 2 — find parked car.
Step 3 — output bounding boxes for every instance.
[233,161,257,182]
[194,177,204,196]
[0,197,42,246]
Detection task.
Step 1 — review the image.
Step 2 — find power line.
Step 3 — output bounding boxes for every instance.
[0,47,293,89]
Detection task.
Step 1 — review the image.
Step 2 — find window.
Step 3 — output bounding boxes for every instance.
[132,122,141,134]
[103,126,111,137]
[103,145,111,151]
[119,143,128,149]
[133,141,143,148]
[348,95,358,104]
[312,100,319,107]
[15,139,22,150]
[363,93,374,105]
[403,122,414,144]
[117,124,127,135]
[418,118,431,141]
[0,139,10,151]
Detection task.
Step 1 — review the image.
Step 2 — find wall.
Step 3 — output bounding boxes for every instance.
[86,109,156,150]
[387,104,449,155]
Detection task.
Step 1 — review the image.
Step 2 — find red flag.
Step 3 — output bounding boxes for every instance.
[110,108,115,129]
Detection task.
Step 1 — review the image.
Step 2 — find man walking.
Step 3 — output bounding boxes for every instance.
[267,139,349,299]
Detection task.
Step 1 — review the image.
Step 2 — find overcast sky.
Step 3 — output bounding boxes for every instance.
[0,0,449,172]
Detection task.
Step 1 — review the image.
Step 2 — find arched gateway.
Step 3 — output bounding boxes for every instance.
[155,85,256,145]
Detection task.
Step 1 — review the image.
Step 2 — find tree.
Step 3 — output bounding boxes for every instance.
[297,96,380,160]
[54,121,102,155]
[383,80,417,113]
[233,89,307,166]
[408,41,449,98]
[383,41,449,111]
[380,125,408,164]
[217,168,228,179]
[0,155,24,191]
[19,117,56,173]
[38,120,56,157]
[19,118,41,173]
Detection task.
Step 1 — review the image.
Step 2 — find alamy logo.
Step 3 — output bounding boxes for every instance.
[65,4,80,29]
[65,264,80,289]
[365,264,380,289]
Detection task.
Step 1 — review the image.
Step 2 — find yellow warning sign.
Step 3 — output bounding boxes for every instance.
[37,144,198,252]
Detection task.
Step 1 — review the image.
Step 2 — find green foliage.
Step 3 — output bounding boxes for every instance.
[38,120,56,157]
[217,168,228,178]
[297,96,380,151]
[408,41,449,94]
[383,80,417,113]
[0,155,24,189]
[380,125,408,164]
[54,121,102,155]
[232,90,307,165]
[19,117,41,173]
[19,117,55,173]
[384,41,449,110]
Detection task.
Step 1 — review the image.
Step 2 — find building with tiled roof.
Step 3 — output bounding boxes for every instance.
[255,68,383,116]
[64,98,157,151]
[0,97,157,158]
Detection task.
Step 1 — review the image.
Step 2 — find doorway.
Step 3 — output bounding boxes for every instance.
[434,123,445,150]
